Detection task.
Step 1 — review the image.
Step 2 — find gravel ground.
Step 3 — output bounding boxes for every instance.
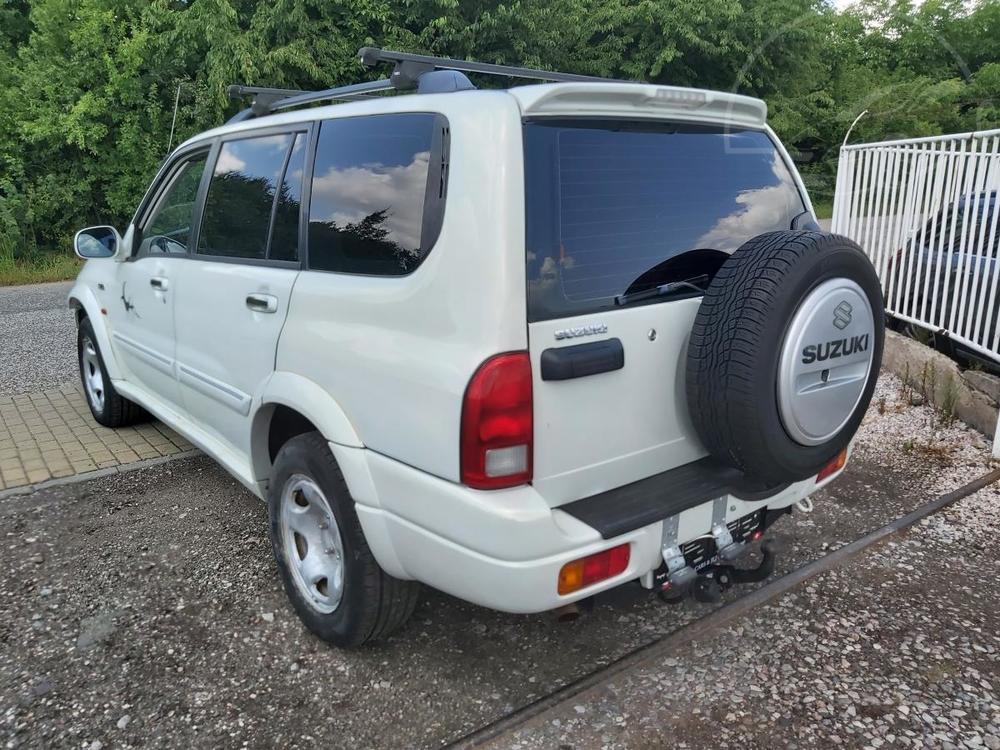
[484,377,1000,750]
[0,372,996,748]
[488,482,1000,750]
[0,281,76,396]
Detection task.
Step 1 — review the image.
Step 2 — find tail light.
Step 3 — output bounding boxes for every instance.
[558,544,630,595]
[816,448,848,483]
[460,352,533,489]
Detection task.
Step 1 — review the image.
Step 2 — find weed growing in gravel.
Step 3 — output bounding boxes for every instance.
[920,361,937,407]
[899,362,915,404]
[936,374,960,428]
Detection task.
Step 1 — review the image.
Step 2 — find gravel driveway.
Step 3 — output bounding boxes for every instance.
[489,481,1000,750]
[1,375,996,748]
[0,281,75,396]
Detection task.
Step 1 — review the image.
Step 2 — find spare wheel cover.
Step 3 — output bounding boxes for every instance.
[777,277,876,446]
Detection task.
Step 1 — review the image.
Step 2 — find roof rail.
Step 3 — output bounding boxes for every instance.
[226,80,392,123]
[227,46,620,123]
[358,47,618,89]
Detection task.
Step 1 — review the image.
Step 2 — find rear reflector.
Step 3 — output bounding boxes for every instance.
[557,544,630,595]
[816,449,848,483]
[460,352,533,489]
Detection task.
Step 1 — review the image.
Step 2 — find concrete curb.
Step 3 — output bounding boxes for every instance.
[881,329,999,441]
[0,449,201,502]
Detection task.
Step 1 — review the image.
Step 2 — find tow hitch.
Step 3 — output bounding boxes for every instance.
[657,539,779,603]
[653,505,788,604]
[687,539,779,603]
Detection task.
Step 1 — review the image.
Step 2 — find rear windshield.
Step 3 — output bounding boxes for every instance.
[524,120,806,321]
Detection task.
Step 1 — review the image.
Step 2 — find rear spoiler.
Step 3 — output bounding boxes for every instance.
[509,83,767,129]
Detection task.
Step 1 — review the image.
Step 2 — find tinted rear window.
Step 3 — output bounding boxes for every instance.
[307,113,448,276]
[524,121,806,321]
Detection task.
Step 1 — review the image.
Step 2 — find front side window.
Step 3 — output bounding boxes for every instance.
[198,132,303,261]
[307,113,447,275]
[137,152,208,256]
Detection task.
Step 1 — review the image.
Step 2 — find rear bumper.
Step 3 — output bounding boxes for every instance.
[332,443,837,613]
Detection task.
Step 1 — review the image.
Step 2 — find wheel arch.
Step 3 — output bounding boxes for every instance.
[68,285,123,380]
[251,372,364,488]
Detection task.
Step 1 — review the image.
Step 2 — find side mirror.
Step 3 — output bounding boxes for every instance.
[74,226,122,259]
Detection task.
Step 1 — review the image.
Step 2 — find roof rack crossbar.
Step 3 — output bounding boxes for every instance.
[226,47,620,124]
[358,47,616,88]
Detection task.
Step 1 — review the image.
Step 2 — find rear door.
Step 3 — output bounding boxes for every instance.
[172,127,309,457]
[523,120,807,506]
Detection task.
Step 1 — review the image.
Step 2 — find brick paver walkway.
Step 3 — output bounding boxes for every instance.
[0,385,194,491]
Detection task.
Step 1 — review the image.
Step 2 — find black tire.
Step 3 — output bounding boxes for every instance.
[686,230,884,484]
[77,317,149,427]
[268,431,420,648]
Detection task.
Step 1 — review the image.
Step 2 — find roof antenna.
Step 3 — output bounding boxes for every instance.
[166,83,183,155]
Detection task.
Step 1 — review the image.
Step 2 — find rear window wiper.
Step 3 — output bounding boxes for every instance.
[614,274,710,307]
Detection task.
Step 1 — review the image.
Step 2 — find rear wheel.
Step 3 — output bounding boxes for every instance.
[268,431,420,648]
[77,317,148,427]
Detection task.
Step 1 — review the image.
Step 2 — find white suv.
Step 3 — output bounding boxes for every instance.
[69,48,884,647]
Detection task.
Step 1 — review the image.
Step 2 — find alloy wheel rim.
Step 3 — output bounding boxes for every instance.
[280,474,345,614]
[81,337,105,413]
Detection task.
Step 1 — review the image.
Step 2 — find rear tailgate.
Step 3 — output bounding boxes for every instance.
[518,97,808,507]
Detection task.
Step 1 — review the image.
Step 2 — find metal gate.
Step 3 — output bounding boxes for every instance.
[831,130,1000,454]
[832,130,1000,368]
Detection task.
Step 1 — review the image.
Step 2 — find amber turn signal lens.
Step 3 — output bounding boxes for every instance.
[816,448,848,483]
[557,544,630,595]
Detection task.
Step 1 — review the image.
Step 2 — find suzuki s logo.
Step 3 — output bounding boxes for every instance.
[554,323,608,341]
[833,300,853,330]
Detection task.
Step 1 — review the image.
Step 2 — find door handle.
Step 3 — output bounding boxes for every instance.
[246,293,278,314]
[150,276,169,291]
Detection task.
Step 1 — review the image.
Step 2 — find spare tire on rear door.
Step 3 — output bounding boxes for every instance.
[686,230,884,485]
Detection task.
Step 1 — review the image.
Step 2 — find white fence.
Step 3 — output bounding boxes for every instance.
[831,129,1000,455]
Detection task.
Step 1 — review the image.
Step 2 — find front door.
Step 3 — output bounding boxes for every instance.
[173,129,307,457]
[110,149,210,411]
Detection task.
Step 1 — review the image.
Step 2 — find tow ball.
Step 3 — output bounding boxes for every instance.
[658,539,780,604]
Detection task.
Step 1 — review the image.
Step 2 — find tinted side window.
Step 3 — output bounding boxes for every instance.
[198,133,295,260]
[269,134,306,262]
[138,152,208,256]
[308,113,447,275]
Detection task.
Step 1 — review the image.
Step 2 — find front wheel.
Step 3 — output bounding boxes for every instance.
[77,317,148,427]
[268,431,420,647]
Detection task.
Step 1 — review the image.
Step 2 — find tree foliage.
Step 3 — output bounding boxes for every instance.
[1,0,998,255]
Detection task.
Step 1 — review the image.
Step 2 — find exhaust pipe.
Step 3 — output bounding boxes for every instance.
[553,602,581,623]
[553,597,594,622]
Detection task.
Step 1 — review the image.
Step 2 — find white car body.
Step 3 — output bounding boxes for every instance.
[69,81,840,614]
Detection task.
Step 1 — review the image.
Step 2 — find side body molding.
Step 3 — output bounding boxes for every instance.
[67,284,122,380]
[256,372,364,449]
